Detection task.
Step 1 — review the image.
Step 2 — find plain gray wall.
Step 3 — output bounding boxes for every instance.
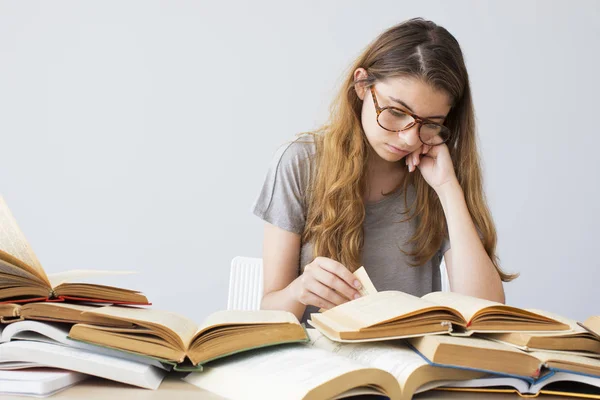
[1,1,598,324]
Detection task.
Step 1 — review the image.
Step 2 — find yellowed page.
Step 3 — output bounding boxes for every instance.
[318,291,459,331]
[0,258,44,282]
[411,334,537,355]
[423,292,566,330]
[183,343,396,400]
[0,196,48,284]
[531,350,600,367]
[583,316,600,336]
[194,310,300,336]
[82,306,198,349]
[353,266,378,296]
[421,291,499,322]
[518,309,586,336]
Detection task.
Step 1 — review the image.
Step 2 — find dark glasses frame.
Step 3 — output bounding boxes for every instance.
[369,85,451,146]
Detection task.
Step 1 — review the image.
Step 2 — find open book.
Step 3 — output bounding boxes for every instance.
[0,196,149,305]
[0,319,171,370]
[183,328,485,400]
[309,290,570,342]
[481,309,600,358]
[309,266,569,342]
[409,334,600,381]
[68,306,309,369]
[434,371,600,399]
[0,302,134,326]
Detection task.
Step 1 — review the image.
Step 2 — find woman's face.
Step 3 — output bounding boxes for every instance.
[355,69,452,165]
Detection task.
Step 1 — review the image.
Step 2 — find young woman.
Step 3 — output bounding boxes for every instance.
[252,17,517,324]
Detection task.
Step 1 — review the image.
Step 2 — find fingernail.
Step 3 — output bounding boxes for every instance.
[353,280,362,289]
[354,293,361,300]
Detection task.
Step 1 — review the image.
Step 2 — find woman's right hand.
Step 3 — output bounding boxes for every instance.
[290,256,363,310]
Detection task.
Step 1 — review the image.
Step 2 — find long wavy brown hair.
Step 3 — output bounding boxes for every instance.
[300,17,518,282]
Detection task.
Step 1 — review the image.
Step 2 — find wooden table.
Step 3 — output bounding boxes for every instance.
[0,373,568,399]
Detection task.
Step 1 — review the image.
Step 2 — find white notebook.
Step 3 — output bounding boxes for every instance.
[0,368,88,397]
[0,340,167,389]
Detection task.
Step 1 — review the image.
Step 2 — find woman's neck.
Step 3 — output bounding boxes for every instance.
[364,149,406,203]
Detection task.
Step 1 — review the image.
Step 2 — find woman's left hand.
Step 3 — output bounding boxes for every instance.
[406,143,458,193]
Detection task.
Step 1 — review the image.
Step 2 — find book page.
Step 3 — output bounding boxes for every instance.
[531,350,600,369]
[353,266,378,296]
[194,310,300,336]
[81,306,198,349]
[422,291,506,322]
[411,333,536,355]
[0,258,43,282]
[583,316,600,337]
[307,328,426,389]
[183,343,382,399]
[316,267,378,313]
[0,197,48,284]
[320,291,457,330]
[522,309,585,335]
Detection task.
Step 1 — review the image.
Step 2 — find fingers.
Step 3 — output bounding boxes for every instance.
[312,257,362,296]
[306,276,349,305]
[406,150,419,172]
[297,285,337,310]
[406,145,434,172]
[310,264,361,302]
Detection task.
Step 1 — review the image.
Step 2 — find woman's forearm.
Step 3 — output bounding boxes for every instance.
[438,180,505,303]
[260,280,307,321]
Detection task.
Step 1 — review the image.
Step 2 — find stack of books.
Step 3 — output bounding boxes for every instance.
[183,267,600,400]
[2,194,599,399]
[0,196,310,397]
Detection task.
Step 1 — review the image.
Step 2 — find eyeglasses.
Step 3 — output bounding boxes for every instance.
[369,86,451,146]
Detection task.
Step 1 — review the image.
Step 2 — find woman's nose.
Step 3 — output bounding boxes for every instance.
[398,123,420,147]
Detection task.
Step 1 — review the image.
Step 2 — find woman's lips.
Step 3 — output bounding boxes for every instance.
[386,144,408,155]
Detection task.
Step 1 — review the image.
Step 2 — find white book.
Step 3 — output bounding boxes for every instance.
[0,368,88,397]
[0,320,171,370]
[0,340,166,389]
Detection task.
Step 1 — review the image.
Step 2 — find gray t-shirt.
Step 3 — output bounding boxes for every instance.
[252,135,451,324]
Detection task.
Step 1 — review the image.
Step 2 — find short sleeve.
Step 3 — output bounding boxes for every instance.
[251,138,315,235]
[440,236,451,256]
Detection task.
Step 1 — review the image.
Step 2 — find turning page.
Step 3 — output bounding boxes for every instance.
[0,196,48,283]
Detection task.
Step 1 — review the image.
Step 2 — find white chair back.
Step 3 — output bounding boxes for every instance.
[227,256,264,310]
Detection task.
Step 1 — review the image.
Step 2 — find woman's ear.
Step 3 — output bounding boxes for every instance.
[353,68,369,100]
